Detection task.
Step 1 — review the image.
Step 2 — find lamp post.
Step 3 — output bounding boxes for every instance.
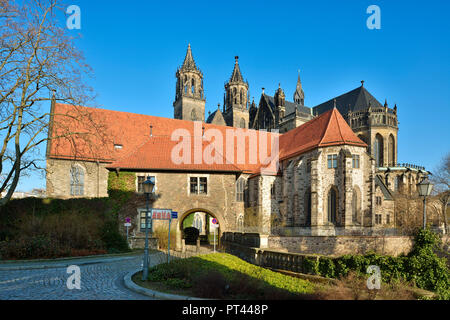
[142,176,155,281]
[417,177,433,230]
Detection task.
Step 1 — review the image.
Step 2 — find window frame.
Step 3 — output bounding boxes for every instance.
[136,174,156,194]
[189,176,208,196]
[327,154,338,169]
[70,165,84,196]
[352,154,360,169]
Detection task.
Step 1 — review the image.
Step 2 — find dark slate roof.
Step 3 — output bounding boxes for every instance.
[206,110,217,123]
[375,175,394,200]
[312,85,384,116]
[263,94,312,116]
[206,107,225,124]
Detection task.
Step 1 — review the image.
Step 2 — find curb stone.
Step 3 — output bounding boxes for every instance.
[123,269,207,300]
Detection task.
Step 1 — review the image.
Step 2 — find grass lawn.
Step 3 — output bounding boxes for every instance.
[133,252,429,300]
[135,253,316,299]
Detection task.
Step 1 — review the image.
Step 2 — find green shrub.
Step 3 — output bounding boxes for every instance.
[100,220,130,253]
[306,229,450,299]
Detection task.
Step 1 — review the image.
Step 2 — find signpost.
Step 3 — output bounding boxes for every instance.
[211,218,219,253]
[124,217,131,243]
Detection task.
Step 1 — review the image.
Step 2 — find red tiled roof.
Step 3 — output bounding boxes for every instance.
[49,104,366,174]
[279,108,367,160]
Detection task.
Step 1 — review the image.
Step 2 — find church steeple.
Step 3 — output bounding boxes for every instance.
[173,44,205,122]
[223,56,249,128]
[181,43,200,72]
[293,70,305,105]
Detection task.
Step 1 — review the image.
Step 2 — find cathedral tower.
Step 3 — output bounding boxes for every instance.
[223,56,249,128]
[173,44,206,122]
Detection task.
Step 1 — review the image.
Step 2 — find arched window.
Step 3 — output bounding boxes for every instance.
[193,213,203,232]
[70,165,84,196]
[191,109,197,121]
[374,134,384,167]
[191,78,195,94]
[240,89,244,104]
[236,178,244,202]
[237,214,244,232]
[388,135,395,166]
[304,187,311,226]
[327,187,337,224]
[352,187,361,224]
[240,118,246,129]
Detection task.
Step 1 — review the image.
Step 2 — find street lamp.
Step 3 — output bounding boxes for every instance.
[142,176,155,281]
[417,177,433,230]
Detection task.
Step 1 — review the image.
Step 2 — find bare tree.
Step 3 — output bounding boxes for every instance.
[0,0,104,206]
[430,152,450,234]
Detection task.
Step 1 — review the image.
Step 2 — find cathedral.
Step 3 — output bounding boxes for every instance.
[45,44,430,254]
[174,44,399,169]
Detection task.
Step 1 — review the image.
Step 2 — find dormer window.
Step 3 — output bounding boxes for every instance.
[114,144,123,150]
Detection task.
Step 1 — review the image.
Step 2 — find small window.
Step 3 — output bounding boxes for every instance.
[114,144,123,150]
[190,177,198,194]
[386,214,390,224]
[306,159,311,173]
[376,196,382,206]
[137,176,155,193]
[352,155,360,168]
[375,214,382,225]
[327,154,337,169]
[190,177,207,195]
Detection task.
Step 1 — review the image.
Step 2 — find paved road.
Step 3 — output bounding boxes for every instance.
[0,253,168,300]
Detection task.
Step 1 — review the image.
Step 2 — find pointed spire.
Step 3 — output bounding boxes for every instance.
[230,56,244,82]
[333,98,337,108]
[294,69,305,105]
[384,99,388,108]
[181,43,199,72]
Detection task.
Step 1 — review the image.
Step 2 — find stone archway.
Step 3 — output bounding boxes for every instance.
[176,208,221,251]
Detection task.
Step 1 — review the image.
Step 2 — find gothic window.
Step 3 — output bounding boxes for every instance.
[270,183,275,199]
[191,78,195,94]
[352,187,361,224]
[304,187,311,226]
[306,159,311,173]
[236,178,245,202]
[191,109,197,121]
[70,165,84,196]
[240,118,246,128]
[237,214,244,232]
[374,134,384,167]
[193,213,203,232]
[327,187,337,224]
[388,135,395,166]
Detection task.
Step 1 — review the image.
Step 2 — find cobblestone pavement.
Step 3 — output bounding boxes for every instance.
[0,252,170,300]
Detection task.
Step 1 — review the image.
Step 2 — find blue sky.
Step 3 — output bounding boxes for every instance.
[18,0,450,191]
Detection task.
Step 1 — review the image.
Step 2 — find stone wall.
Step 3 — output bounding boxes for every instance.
[268,235,413,256]
[46,158,109,198]
[111,170,243,250]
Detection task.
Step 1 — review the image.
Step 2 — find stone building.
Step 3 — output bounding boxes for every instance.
[45,44,431,252]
